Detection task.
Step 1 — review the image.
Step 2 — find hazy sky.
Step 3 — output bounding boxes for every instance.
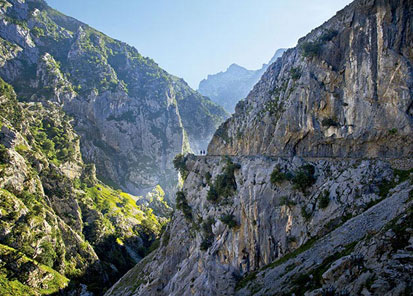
[46,0,353,89]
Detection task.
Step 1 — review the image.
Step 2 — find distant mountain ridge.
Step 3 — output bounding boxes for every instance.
[198,48,287,113]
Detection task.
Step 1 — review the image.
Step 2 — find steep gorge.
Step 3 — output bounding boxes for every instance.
[0,0,229,294]
[107,0,413,295]
[0,0,228,199]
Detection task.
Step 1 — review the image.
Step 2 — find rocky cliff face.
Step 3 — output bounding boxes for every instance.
[0,0,228,199]
[208,0,413,158]
[106,155,413,296]
[106,0,413,295]
[0,78,169,295]
[198,49,286,113]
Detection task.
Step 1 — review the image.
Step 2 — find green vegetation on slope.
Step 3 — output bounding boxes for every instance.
[0,79,167,294]
[0,243,69,296]
[207,157,241,204]
[0,0,228,203]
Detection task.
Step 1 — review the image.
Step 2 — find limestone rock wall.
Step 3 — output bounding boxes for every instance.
[106,155,413,296]
[209,0,413,158]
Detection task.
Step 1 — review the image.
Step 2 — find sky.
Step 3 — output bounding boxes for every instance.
[46,0,353,89]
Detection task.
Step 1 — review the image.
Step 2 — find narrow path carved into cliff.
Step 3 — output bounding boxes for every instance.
[194,155,413,170]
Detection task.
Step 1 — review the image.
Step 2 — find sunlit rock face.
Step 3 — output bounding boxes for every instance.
[0,0,228,200]
[208,0,413,158]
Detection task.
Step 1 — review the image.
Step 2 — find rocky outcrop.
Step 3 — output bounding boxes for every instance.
[208,0,413,158]
[198,49,286,113]
[0,0,228,199]
[0,243,70,296]
[236,174,412,295]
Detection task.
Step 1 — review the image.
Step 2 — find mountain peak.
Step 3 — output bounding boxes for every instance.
[227,63,246,71]
[198,49,287,113]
